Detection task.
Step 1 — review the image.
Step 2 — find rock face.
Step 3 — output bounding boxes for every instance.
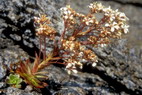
[6,87,41,95]
[0,0,142,95]
[115,0,142,4]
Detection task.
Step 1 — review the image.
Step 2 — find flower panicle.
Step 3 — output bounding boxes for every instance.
[59,2,129,74]
[34,14,56,40]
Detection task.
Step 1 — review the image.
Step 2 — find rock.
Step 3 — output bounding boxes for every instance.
[53,87,86,95]
[6,87,41,95]
[115,0,142,4]
[0,63,6,80]
[0,37,28,68]
[0,82,6,88]
[90,39,142,94]
[45,65,128,94]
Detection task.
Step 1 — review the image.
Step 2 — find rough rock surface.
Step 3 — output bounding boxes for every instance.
[0,0,142,95]
[5,87,41,95]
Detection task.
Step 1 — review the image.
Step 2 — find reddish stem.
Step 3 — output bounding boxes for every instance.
[43,36,46,60]
[39,36,42,58]
[73,22,86,37]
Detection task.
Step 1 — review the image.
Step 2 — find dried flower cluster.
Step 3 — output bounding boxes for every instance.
[34,14,56,39]
[59,2,129,74]
[10,2,129,88]
[89,2,129,34]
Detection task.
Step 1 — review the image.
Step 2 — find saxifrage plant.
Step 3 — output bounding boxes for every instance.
[10,2,129,88]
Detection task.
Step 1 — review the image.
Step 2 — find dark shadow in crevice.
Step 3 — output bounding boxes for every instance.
[40,80,61,95]
[40,87,52,95]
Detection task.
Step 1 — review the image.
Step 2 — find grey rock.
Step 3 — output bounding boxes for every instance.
[115,0,142,4]
[0,63,6,80]
[94,39,142,94]
[45,65,123,94]
[6,87,41,95]
[0,82,6,88]
[53,87,86,95]
[0,38,28,68]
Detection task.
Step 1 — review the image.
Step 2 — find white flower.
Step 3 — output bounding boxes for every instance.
[76,61,82,65]
[85,21,90,25]
[103,6,112,12]
[100,44,107,47]
[63,11,68,15]
[70,43,75,50]
[67,70,71,74]
[79,65,83,69]
[116,12,129,21]
[85,19,94,25]
[119,12,125,17]
[89,2,104,10]
[110,22,120,32]
[79,52,83,57]
[34,17,40,20]
[110,14,115,21]
[113,25,119,30]
[63,10,71,15]
[88,3,94,9]
[105,23,110,27]
[67,10,71,14]
[63,15,68,19]
[72,69,78,73]
[111,27,115,32]
[60,7,68,11]
[122,25,129,34]
[92,62,97,67]
[69,15,73,19]
[96,3,103,9]
[66,63,72,69]
[89,19,94,23]
[80,46,86,50]
[60,7,73,20]
[114,9,118,13]
[72,62,76,66]
[82,59,87,62]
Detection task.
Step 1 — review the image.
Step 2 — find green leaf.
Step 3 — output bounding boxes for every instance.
[7,74,23,88]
